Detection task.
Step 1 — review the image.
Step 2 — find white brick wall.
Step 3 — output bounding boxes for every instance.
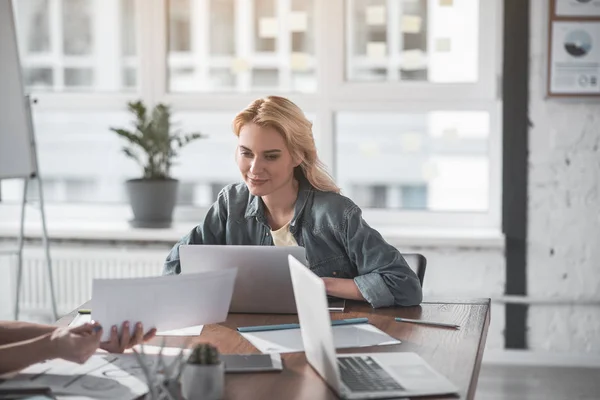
[528,0,600,352]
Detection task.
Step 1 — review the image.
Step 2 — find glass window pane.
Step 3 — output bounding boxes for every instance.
[167,0,317,93]
[336,111,489,212]
[121,0,136,56]
[123,67,137,88]
[171,112,242,207]
[14,0,139,92]
[21,111,138,204]
[210,0,235,55]
[252,68,279,88]
[64,68,93,87]
[23,68,54,89]
[63,0,93,56]
[254,0,277,53]
[14,0,50,53]
[169,0,192,52]
[346,0,479,83]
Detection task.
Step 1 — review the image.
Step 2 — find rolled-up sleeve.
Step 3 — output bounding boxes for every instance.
[344,205,422,308]
[163,190,228,275]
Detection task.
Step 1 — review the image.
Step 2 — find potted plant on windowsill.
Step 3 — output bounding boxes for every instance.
[110,100,204,228]
[181,343,224,400]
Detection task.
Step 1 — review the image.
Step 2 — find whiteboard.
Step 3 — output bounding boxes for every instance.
[0,0,36,180]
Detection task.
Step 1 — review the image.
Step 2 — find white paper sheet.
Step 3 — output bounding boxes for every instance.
[0,355,148,399]
[91,270,236,341]
[240,324,400,354]
[70,314,204,337]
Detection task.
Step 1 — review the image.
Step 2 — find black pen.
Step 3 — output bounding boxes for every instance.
[395,317,459,329]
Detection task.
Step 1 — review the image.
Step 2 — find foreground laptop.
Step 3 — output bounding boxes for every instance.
[179,245,308,314]
[288,255,459,399]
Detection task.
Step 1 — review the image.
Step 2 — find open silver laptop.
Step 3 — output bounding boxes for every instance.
[288,255,459,399]
[179,245,307,314]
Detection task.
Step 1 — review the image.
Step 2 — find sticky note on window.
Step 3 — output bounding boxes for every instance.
[401,15,422,34]
[439,0,453,6]
[367,42,387,59]
[259,17,277,38]
[231,58,250,73]
[400,49,427,70]
[290,11,307,32]
[366,5,386,26]
[435,38,452,52]
[291,52,309,71]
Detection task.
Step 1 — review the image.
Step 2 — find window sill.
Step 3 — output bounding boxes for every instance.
[0,220,504,249]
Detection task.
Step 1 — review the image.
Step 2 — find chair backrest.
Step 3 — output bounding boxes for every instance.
[402,253,427,288]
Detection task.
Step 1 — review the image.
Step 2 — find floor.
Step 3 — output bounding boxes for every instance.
[477,364,600,400]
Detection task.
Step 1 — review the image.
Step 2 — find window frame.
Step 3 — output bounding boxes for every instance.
[19,0,503,231]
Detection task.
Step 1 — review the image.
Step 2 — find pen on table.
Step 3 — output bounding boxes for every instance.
[237,317,369,333]
[78,309,92,314]
[395,317,460,330]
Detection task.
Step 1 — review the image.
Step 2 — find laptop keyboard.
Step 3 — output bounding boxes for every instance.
[337,356,404,393]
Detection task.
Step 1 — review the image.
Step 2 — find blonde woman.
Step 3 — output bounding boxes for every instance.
[164,96,422,308]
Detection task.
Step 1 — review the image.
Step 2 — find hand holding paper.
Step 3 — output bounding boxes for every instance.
[91,269,237,341]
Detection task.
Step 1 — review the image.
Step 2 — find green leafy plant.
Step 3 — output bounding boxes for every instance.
[110,100,204,180]
[187,343,220,365]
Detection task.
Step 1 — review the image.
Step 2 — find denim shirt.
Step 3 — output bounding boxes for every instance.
[163,178,423,308]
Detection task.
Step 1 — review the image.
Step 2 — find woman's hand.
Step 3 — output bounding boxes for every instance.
[99,321,157,353]
[49,323,103,364]
[322,277,366,301]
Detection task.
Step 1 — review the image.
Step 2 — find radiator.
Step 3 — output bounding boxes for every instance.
[9,246,166,317]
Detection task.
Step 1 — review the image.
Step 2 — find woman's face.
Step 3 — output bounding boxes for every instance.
[237,123,298,197]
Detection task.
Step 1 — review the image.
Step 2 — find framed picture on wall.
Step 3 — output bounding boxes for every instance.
[548,1,600,97]
[554,0,600,17]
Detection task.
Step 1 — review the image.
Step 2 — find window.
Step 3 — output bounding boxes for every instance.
[14,0,138,92]
[167,0,317,93]
[3,0,502,230]
[336,110,490,212]
[346,0,479,83]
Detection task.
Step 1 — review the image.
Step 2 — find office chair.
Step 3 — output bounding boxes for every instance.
[402,253,427,288]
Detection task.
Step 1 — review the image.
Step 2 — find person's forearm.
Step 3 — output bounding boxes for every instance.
[0,333,56,375]
[0,321,56,346]
[322,278,366,301]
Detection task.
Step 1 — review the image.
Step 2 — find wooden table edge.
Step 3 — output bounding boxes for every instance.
[466,300,491,400]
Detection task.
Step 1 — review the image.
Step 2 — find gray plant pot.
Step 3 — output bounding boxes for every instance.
[181,362,224,400]
[126,178,178,228]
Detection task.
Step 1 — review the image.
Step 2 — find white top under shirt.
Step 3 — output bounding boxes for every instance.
[270,222,298,246]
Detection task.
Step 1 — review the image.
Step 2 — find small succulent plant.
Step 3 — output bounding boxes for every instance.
[187,343,220,365]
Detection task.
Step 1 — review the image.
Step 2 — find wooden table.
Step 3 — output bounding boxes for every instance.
[58,298,490,400]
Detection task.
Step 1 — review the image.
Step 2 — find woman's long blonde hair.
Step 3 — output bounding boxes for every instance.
[232,96,340,193]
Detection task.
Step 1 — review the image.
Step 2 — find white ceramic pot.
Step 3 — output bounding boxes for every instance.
[180,362,224,400]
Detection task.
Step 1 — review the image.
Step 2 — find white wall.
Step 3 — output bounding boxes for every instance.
[527,0,600,353]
